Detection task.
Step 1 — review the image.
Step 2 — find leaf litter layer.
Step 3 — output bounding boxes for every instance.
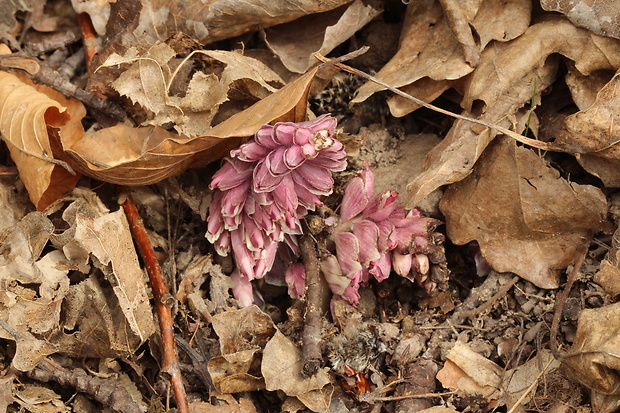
[2,0,620,412]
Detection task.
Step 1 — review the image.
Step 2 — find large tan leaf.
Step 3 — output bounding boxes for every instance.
[554,70,620,186]
[0,64,86,210]
[353,0,530,117]
[264,0,381,74]
[541,0,620,40]
[439,137,608,289]
[64,66,320,185]
[406,56,558,207]
[92,0,352,69]
[462,16,620,111]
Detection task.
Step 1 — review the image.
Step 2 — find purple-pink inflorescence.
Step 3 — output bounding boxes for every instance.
[206,114,347,305]
[319,168,441,305]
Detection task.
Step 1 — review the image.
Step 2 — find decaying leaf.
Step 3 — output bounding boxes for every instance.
[190,393,258,413]
[101,43,284,136]
[594,226,620,297]
[96,0,353,65]
[0,212,65,371]
[58,190,156,344]
[440,137,608,288]
[64,65,320,186]
[541,0,620,39]
[407,56,558,208]
[263,330,332,396]
[208,306,277,393]
[436,341,503,401]
[562,301,620,403]
[0,45,86,211]
[554,70,620,186]
[264,0,381,73]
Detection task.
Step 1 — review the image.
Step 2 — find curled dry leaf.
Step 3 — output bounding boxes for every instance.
[554,70,620,186]
[0,47,86,211]
[562,302,620,399]
[101,43,284,136]
[96,0,353,61]
[594,226,620,297]
[462,16,620,111]
[264,0,381,74]
[353,0,530,117]
[436,341,503,403]
[440,137,608,288]
[64,66,320,186]
[407,56,558,208]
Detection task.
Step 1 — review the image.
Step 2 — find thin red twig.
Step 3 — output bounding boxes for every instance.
[118,186,189,413]
[77,13,98,72]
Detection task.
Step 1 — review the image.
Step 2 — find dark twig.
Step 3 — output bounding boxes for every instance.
[300,233,324,377]
[29,358,143,413]
[0,53,126,121]
[118,186,189,413]
[550,246,588,358]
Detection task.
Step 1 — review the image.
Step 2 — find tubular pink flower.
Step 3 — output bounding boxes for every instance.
[207,114,346,305]
[322,167,442,303]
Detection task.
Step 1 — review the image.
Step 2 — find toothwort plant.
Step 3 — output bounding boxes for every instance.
[207,114,443,306]
[206,114,347,305]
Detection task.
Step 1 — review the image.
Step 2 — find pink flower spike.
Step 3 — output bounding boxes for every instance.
[352,220,381,265]
[285,263,306,299]
[231,270,254,307]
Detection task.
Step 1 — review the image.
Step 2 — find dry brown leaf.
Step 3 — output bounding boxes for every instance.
[190,393,257,413]
[541,0,620,39]
[436,341,503,401]
[0,46,86,210]
[462,16,620,111]
[406,56,558,207]
[353,0,530,117]
[263,330,332,396]
[0,212,66,370]
[59,193,156,343]
[13,383,67,413]
[440,137,608,288]
[562,302,620,396]
[102,43,284,136]
[565,63,614,111]
[554,70,620,186]
[208,306,277,392]
[352,0,474,108]
[64,66,320,185]
[594,226,620,298]
[97,0,352,62]
[263,0,381,74]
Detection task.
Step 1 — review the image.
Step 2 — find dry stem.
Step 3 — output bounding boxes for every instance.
[118,186,189,413]
[300,233,324,377]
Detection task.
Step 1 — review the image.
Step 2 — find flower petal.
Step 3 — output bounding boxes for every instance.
[334,232,362,278]
[285,263,306,299]
[232,141,270,162]
[392,252,412,277]
[321,254,349,295]
[273,123,296,145]
[231,270,254,307]
[341,175,370,221]
[284,145,306,169]
[369,252,391,281]
[353,220,381,265]
[254,159,283,192]
[255,125,278,148]
[266,146,290,176]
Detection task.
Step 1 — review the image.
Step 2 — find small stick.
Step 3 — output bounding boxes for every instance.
[30,358,143,413]
[300,233,324,377]
[77,13,98,72]
[454,276,519,318]
[550,246,588,358]
[118,186,189,413]
[314,52,551,151]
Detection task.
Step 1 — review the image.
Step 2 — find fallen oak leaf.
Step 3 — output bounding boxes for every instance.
[63,66,320,185]
[0,56,86,211]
